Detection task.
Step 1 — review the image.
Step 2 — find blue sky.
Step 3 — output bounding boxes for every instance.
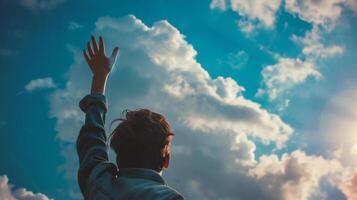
[1,0,357,199]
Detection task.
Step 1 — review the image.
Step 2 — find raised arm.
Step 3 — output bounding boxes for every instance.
[83,35,119,94]
[76,36,119,197]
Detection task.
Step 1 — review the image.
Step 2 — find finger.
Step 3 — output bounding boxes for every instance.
[83,49,90,63]
[83,50,93,70]
[87,42,94,58]
[99,36,105,55]
[110,47,119,60]
[109,47,120,67]
[91,35,99,53]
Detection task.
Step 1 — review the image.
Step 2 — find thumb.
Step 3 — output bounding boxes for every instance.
[109,47,120,67]
[110,47,119,60]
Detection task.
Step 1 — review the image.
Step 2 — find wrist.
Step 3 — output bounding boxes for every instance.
[93,73,109,80]
[91,74,109,94]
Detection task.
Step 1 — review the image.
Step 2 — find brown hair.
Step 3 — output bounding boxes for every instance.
[109,109,174,172]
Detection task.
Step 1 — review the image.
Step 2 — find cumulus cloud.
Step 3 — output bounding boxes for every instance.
[0,175,52,200]
[231,134,256,167]
[214,0,353,34]
[258,26,343,101]
[284,0,357,29]
[230,0,281,28]
[210,0,281,33]
[292,26,344,59]
[210,0,347,103]
[341,169,357,200]
[48,14,351,199]
[257,57,321,100]
[25,77,56,92]
[249,150,342,200]
[19,0,65,11]
[285,0,345,30]
[209,0,344,103]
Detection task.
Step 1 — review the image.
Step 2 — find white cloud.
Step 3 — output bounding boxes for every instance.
[19,0,65,11]
[0,175,52,200]
[285,0,357,28]
[249,0,347,103]
[341,169,357,200]
[25,77,56,92]
[231,134,256,167]
[285,0,345,30]
[230,0,281,28]
[210,0,227,11]
[249,150,342,200]
[292,26,344,59]
[258,26,343,101]
[210,0,281,33]
[258,57,321,100]
[210,0,346,103]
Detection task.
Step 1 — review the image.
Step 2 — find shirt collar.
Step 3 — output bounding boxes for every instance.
[117,168,167,185]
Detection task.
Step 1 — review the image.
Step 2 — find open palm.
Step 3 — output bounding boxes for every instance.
[83,36,119,77]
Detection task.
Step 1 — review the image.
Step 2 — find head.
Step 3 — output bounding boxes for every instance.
[109,109,174,173]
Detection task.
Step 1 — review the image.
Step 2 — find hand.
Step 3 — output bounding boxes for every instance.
[83,35,119,78]
[83,35,119,94]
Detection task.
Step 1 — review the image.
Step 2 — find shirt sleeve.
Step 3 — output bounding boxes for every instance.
[76,93,117,197]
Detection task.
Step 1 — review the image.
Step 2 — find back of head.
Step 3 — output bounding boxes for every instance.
[110,109,174,172]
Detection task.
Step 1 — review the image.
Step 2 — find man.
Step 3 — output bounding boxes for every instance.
[76,35,184,200]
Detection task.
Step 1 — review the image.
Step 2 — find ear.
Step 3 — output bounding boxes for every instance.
[163,137,173,169]
[163,153,170,169]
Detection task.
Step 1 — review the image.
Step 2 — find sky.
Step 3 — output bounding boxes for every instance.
[0,0,357,199]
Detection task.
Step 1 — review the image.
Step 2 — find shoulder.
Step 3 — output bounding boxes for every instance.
[118,178,184,200]
[155,185,184,200]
